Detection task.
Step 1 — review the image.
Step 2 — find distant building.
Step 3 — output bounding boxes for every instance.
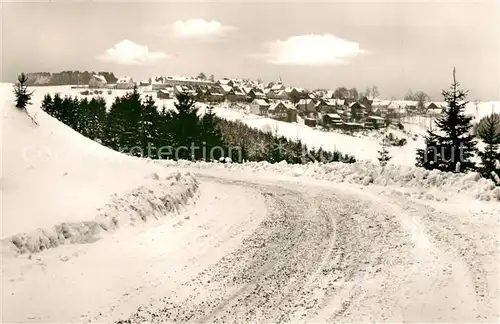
[88,74,107,88]
[365,115,385,129]
[296,99,316,114]
[115,76,135,89]
[250,99,270,116]
[157,89,171,99]
[323,113,343,127]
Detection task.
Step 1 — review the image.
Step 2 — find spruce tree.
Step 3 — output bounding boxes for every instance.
[140,95,161,159]
[416,68,477,172]
[41,93,54,117]
[170,92,201,160]
[103,96,128,151]
[52,93,64,121]
[377,135,391,167]
[201,106,224,161]
[477,113,500,182]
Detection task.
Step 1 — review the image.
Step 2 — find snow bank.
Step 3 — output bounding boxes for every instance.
[2,172,198,255]
[159,160,500,203]
[1,83,200,255]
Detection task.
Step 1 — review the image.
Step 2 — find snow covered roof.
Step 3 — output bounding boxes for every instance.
[219,84,232,92]
[271,83,284,91]
[117,77,133,84]
[92,74,107,84]
[270,101,293,110]
[349,102,366,109]
[252,99,270,106]
[326,113,341,119]
[298,99,313,105]
[367,115,384,120]
[218,79,232,85]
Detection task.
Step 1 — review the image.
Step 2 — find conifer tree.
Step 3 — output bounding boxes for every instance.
[477,113,500,182]
[169,92,201,160]
[378,136,391,167]
[41,93,54,117]
[201,106,224,161]
[416,68,477,172]
[13,73,34,110]
[139,95,161,159]
[103,96,128,151]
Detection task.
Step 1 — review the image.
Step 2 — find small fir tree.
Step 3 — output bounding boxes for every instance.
[477,113,500,183]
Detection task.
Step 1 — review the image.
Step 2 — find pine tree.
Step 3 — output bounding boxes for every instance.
[13,73,34,110]
[140,95,161,159]
[416,68,477,172]
[477,113,500,183]
[103,96,128,151]
[52,93,64,121]
[41,93,54,117]
[201,106,224,161]
[170,92,201,160]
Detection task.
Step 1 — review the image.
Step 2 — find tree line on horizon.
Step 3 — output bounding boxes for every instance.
[36,86,356,164]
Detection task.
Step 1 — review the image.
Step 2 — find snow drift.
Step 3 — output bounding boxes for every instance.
[159,160,500,203]
[1,83,199,255]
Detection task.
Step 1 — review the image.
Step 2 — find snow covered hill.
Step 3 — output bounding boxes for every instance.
[0,84,199,254]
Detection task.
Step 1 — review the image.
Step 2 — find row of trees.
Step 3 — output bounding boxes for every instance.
[38,86,355,164]
[415,68,499,184]
[333,85,380,100]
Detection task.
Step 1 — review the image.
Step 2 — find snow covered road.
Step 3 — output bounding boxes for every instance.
[2,173,499,323]
[116,175,498,323]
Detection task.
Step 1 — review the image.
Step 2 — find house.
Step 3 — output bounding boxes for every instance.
[88,74,107,88]
[323,113,343,127]
[250,99,270,116]
[271,83,285,92]
[359,96,373,111]
[115,76,135,89]
[287,107,297,123]
[341,122,364,131]
[316,99,336,113]
[219,84,234,95]
[269,101,293,120]
[387,102,407,118]
[157,89,171,99]
[139,80,150,87]
[349,102,367,121]
[151,76,167,90]
[365,115,385,129]
[206,90,225,103]
[227,88,246,102]
[218,79,234,87]
[296,99,316,114]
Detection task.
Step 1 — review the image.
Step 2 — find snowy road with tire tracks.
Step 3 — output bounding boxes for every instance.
[116,174,499,323]
[2,173,498,323]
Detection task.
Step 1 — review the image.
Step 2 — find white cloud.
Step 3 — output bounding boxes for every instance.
[97,39,168,65]
[257,34,366,66]
[170,18,237,40]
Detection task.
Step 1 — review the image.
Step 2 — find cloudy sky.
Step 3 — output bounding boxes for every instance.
[2,0,499,100]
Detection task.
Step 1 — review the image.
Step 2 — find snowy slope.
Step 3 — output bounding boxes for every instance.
[0,84,199,252]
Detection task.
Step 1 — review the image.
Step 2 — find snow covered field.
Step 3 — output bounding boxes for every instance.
[1,83,199,252]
